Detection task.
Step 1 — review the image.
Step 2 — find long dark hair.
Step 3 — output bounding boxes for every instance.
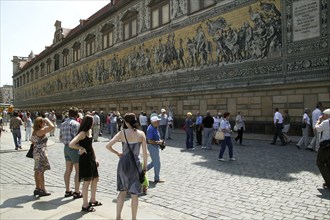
[77,114,93,134]
[123,113,138,130]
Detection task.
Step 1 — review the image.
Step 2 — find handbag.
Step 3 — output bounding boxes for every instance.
[26,144,34,158]
[300,122,306,128]
[233,125,238,132]
[123,130,145,184]
[215,130,225,140]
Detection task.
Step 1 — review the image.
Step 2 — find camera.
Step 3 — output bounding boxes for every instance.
[159,141,166,150]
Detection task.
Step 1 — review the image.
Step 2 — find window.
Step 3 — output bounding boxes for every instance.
[121,10,138,40]
[46,58,51,74]
[40,63,45,77]
[85,34,96,57]
[101,23,114,49]
[62,48,69,67]
[35,66,39,79]
[72,42,81,62]
[188,0,215,14]
[30,69,34,82]
[54,54,60,71]
[148,0,170,29]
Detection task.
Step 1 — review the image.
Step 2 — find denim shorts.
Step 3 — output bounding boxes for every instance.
[64,145,79,164]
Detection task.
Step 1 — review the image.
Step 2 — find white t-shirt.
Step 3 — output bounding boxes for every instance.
[274,111,283,124]
[312,108,322,128]
[139,115,148,126]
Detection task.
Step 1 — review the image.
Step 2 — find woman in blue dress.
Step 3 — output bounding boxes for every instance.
[106,113,148,220]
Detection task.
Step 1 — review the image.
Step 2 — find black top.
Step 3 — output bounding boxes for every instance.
[202,116,214,128]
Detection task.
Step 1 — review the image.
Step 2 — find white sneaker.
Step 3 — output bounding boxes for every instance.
[229,158,236,161]
[218,158,225,162]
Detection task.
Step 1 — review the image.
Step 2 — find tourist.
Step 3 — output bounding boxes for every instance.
[195,111,203,146]
[106,113,147,220]
[9,111,23,150]
[31,116,54,196]
[282,109,291,144]
[146,115,165,181]
[218,112,235,162]
[234,111,245,145]
[315,108,330,189]
[307,102,323,151]
[158,108,168,139]
[69,114,101,212]
[59,107,82,199]
[185,112,194,150]
[202,111,214,150]
[296,108,311,150]
[270,108,286,146]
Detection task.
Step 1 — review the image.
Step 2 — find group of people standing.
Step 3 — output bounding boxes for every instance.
[270,103,330,189]
[26,107,170,219]
[184,110,245,161]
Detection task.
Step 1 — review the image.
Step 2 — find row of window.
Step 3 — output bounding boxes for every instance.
[15,0,215,88]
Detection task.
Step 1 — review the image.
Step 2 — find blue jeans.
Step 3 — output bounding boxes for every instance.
[186,130,193,148]
[12,128,21,149]
[147,144,161,181]
[218,136,233,159]
[203,127,213,148]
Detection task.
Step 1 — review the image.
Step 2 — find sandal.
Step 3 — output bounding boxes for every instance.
[64,190,73,197]
[73,191,82,199]
[81,205,96,212]
[89,201,103,206]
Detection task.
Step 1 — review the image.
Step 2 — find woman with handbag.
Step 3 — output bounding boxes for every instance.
[30,117,54,196]
[218,112,235,162]
[296,108,311,150]
[106,113,148,220]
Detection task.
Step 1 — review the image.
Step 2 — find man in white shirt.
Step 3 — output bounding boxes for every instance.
[307,102,323,151]
[270,108,286,146]
[139,111,148,134]
[315,108,330,189]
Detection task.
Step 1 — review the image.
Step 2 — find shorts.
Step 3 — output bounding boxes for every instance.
[282,124,290,133]
[64,145,79,163]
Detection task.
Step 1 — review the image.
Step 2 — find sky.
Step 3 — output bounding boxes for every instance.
[0,0,111,87]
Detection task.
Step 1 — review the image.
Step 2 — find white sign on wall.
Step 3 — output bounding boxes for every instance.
[292,0,320,41]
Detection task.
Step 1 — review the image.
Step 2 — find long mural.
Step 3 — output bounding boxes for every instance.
[17,0,281,100]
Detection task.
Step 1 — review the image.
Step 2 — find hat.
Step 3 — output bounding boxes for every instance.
[187,112,192,116]
[161,108,166,113]
[150,116,161,122]
[323,109,330,115]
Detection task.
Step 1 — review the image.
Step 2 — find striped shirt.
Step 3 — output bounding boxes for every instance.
[59,118,80,145]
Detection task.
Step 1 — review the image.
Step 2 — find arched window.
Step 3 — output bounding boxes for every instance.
[85,34,96,57]
[121,10,138,40]
[62,48,69,66]
[54,54,60,71]
[100,23,114,49]
[46,58,52,74]
[72,42,81,62]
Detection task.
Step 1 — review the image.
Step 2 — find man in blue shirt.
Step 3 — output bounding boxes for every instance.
[195,111,203,145]
[146,116,165,183]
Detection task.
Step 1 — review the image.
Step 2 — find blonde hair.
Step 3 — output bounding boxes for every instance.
[32,117,44,136]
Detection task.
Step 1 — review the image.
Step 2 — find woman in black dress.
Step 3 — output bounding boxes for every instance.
[69,114,101,212]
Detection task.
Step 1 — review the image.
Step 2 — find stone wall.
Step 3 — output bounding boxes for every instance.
[13,0,330,135]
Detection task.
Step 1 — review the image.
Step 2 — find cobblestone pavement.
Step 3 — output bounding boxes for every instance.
[1,125,329,219]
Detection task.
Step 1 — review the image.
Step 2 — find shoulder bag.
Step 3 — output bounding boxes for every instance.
[123,130,145,184]
[26,144,34,158]
[215,129,225,140]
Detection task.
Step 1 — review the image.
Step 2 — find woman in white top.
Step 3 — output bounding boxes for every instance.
[218,112,235,162]
[296,108,311,149]
[234,111,245,145]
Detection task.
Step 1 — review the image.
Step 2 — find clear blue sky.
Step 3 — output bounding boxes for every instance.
[0,0,110,87]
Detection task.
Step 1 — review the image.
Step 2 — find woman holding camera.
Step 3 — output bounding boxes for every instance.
[31,117,54,196]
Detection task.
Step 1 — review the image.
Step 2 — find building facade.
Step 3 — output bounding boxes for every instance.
[0,85,13,105]
[11,0,330,134]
